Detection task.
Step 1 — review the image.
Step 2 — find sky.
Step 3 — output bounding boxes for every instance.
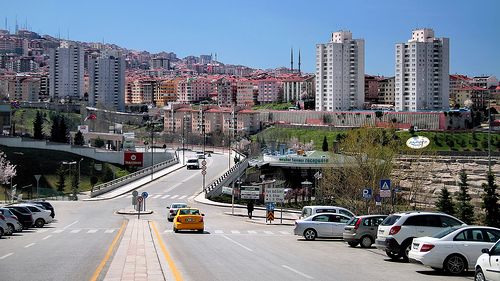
[3,0,500,78]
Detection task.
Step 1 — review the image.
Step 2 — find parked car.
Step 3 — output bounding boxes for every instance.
[15,203,52,227]
[343,215,387,248]
[475,239,500,280]
[294,213,351,241]
[167,203,188,222]
[186,157,200,169]
[0,208,23,235]
[3,206,33,229]
[408,226,500,275]
[196,151,206,159]
[0,214,7,238]
[375,211,466,261]
[299,206,355,220]
[173,207,204,233]
[27,201,55,218]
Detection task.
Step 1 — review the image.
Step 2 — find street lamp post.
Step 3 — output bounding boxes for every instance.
[62,161,77,200]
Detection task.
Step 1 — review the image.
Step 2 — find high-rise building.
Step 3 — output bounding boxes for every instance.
[315,30,365,111]
[49,41,84,101]
[88,49,125,111]
[395,28,449,112]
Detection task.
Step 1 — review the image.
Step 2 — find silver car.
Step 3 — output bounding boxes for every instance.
[294,213,351,241]
[0,208,23,235]
[343,215,386,248]
[167,203,188,221]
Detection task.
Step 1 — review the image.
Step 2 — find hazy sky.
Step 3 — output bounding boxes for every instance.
[4,0,499,78]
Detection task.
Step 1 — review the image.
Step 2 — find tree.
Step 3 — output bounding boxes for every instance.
[322,136,328,152]
[0,151,16,184]
[74,131,85,146]
[50,116,60,142]
[481,172,500,227]
[94,137,105,148]
[435,186,455,215]
[71,166,79,196]
[101,163,114,183]
[56,164,67,192]
[58,117,69,143]
[33,111,44,140]
[455,169,475,224]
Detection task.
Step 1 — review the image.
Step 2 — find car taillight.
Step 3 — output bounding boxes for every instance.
[170,210,173,214]
[0,214,6,221]
[12,215,18,221]
[30,214,33,220]
[177,217,181,222]
[199,216,203,222]
[294,221,298,226]
[354,218,361,229]
[420,244,435,252]
[389,226,401,235]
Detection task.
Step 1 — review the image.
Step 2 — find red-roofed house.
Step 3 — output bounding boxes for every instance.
[451,85,487,109]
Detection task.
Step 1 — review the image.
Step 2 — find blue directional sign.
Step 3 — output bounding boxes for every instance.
[380,179,391,190]
[267,203,275,211]
[141,191,149,198]
[362,188,372,199]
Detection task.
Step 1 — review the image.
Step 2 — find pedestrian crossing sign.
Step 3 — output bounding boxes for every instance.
[380,179,391,190]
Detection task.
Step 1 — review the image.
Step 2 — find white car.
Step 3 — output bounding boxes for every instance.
[475,239,500,280]
[0,208,23,235]
[409,226,500,275]
[294,213,351,240]
[16,204,53,227]
[167,203,188,222]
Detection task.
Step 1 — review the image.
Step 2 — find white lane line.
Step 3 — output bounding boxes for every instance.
[70,229,81,233]
[221,235,253,252]
[231,230,240,234]
[37,229,48,233]
[43,235,52,240]
[214,230,224,234]
[63,221,78,229]
[280,231,291,235]
[104,229,115,233]
[161,195,170,199]
[282,265,314,279]
[170,195,179,199]
[153,195,161,199]
[163,230,173,233]
[24,243,35,248]
[179,195,187,199]
[87,229,98,233]
[53,230,64,233]
[247,230,257,234]
[264,231,274,235]
[0,253,13,259]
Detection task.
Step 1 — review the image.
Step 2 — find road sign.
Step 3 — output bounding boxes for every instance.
[375,194,382,202]
[267,211,275,221]
[221,186,233,195]
[267,203,275,211]
[132,190,138,196]
[201,160,206,166]
[264,188,285,203]
[362,188,372,199]
[393,188,402,193]
[241,186,260,199]
[141,192,148,198]
[380,179,391,190]
[137,196,144,203]
[201,170,207,176]
[380,190,391,198]
[202,165,206,171]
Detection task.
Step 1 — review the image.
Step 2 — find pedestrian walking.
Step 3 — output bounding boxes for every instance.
[247,200,254,219]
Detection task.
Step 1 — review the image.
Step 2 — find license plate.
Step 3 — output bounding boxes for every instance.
[413,243,419,250]
[185,219,195,222]
[378,230,384,234]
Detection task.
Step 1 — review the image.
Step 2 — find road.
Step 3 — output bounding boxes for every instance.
[0,152,475,280]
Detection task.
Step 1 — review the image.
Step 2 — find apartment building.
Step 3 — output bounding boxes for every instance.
[88,49,125,111]
[256,78,279,105]
[282,75,315,103]
[235,78,256,106]
[177,77,211,103]
[156,78,181,106]
[378,77,395,106]
[7,75,40,102]
[49,41,85,101]
[216,76,237,106]
[451,86,487,109]
[315,30,365,111]
[364,75,380,104]
[395,28,449,112]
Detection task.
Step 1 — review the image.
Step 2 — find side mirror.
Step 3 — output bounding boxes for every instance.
[202,214,205,216]
[482,248,490,254]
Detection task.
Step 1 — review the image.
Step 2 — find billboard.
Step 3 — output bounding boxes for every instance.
[124,152,143,167]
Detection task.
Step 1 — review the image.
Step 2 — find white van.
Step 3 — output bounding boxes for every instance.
[186,157,200,169]
[300,205,355,219]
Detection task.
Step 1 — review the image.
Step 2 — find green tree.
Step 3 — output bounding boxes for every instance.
[481,172,500,227]
[71,166,79,196]
[56,164,67,192]
[74,131,85,146]
[33,111,44,140]
[101,163,114,183]
[455,169,475,224]
[322,136,328,152]
[58,117,68,143]
[50,116,60,142]
[94,137,105,148]
[435,186,455,215]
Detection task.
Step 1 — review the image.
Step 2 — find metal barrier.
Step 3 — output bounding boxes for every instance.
[90,156,179,197]
[205,150,248,198]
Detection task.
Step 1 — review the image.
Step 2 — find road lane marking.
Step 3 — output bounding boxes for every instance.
[179,195,187,199]
[70,229,81,233]
[231,230,240,234]
[37,229,48,233]
[247,230,257,234]
[282,265,314,279]
[90,220,126,281]
[52,229,64,233]
[161,195,170,199]
[87,229,98,233]
[0,253,13,259]
[221,235,253,252]
[153,195,161,199]
[280,231,291,235]
[170,195,179,199]
[214,230,224,234]
[64,221,78,229]
[43,235,52,240]
[104,229,115,233]
[24,243,35,248]
[152,221,183,281]
[264,231,274,235]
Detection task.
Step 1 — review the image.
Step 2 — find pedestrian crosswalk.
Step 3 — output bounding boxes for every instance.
[36,228,119,234]
[163,229,293,235]
[116,194,195,200]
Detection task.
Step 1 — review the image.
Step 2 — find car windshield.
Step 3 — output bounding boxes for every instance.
[179,209,200,215]
[429,227,462,238]
[172,204,186,208]
[381,215,401,226]
[188,159,197,163]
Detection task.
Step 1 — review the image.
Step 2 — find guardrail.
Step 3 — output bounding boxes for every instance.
[90,156,179,197]
[204,150,248,198]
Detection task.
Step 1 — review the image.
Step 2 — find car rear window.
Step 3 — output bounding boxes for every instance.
[429,227,461,238]
[317,209,337,214]
[347,217,359,226]
[381,215,401,226]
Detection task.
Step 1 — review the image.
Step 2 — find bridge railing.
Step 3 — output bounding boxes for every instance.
[204,150,248,198]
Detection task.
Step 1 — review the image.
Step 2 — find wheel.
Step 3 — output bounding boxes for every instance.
[303,229,317,241]
[386,251,401,260]
[35,218,45,228]
[475,267,486,281]
[360,235,373,248]
[167,218,172,222]
[348,241,359,247]
[0,228,3,238]
[444,254,466,275]
[5,224,14,235]
[173,226,178,233]
[198,229,204,233]
[401,241,412,261]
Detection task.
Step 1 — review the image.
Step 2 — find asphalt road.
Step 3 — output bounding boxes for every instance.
[0,152,476,280]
